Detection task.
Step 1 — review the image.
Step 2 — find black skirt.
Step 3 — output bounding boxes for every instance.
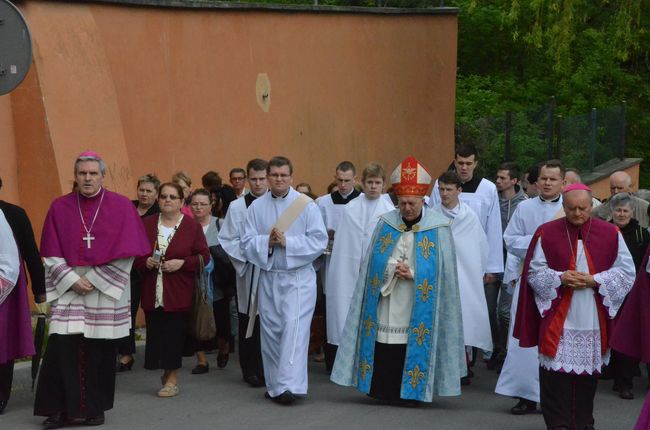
[34,334,116,418]
[368,342,407,402]
[144,308,187,370]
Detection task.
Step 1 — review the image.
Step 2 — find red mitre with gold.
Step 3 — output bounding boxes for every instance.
[390,156,432,197]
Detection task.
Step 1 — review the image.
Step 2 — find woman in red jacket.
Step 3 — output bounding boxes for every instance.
[136,182,209,398]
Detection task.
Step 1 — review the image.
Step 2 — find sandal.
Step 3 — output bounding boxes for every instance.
[157,384,179,398]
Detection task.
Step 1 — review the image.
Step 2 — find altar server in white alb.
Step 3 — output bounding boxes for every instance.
[325,162,394,354]
[241,156,328,405]
[428,144,504,358]
[218,158,268,388]
[34,151,150,427]
[317,161,361,370]
[432,171,492,373]
[495,160,566,415]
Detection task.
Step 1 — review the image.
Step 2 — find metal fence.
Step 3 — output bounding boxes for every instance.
[455,99,627,178]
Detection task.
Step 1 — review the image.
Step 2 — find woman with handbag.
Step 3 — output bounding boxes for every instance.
[186,189,221,374]
[136,182,209,397]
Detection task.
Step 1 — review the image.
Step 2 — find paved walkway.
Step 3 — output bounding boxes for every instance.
[3,347,646,429]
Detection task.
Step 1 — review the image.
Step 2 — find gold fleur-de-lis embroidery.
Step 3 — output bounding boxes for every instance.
[417,236,435,260]
[417,279,433,302]
[412,225,420,232]
[412,322,430,347]
[398,223,407,232]
[364,316,375,338]
[370,273,382,296]
[360,358,372,381]
[379,233,393,253]
[407,365,425,388]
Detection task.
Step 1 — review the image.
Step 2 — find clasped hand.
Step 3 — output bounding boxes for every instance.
[560,270,596,290]
[269,228,286,248]
[395,261,413,280]
[71,277,94,295]
[146,257,184,273]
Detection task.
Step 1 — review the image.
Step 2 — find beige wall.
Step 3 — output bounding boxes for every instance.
[589,164,641,201]
[2,1,458,241]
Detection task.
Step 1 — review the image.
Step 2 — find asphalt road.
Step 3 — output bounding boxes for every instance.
[3,346,646,429]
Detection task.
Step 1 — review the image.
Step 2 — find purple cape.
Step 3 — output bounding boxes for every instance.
[0,262,35,363]
[514,217,619,351]
[40,189,151,266]
[610,247,650,363]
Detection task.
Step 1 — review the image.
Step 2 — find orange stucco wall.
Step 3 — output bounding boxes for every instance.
[1,1,458,239]
[589,164,641,201]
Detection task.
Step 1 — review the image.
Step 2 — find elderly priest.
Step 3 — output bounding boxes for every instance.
[331,156,465,406]
[34,151,150,428]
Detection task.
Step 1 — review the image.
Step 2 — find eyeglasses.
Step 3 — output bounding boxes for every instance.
[191,202,210,207]
[160,194,180,200]
[268,174,291,179]
[230,177,246,182]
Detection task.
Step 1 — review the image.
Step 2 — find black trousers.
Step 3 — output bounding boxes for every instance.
[322,295,337,372]
[611,349,639,390]
[0,360,14,402]
[34,335,116,419]
[237,313,264,381]
[116,271,142,356]
[369,342,407,402]
[539,367,598,430]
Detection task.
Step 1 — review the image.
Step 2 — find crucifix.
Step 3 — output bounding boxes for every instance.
[83,232,95,249]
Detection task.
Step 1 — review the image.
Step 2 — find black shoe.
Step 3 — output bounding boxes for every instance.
[0,399,7,415]
[42,413,68,429]
[619,389,634,400]
[461,377,471,386]
[274,391,296,405]
[116,357,134,372]
[467,368,474,378]
[217,353,229,369]
[246,375,265,388]
[191,364,209,375]
[511,398,536,415]
[84,413,105,426]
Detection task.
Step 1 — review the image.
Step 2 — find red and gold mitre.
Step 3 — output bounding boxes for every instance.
[389,156,432,197]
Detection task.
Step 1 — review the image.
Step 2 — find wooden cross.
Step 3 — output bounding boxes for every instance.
[83,232,95,249]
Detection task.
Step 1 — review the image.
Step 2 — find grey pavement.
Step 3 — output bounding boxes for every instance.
[3,346,646,429]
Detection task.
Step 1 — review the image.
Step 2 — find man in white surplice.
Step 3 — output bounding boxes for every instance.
[218,158,268,387]
[431,171,492,372]
[428,145,504,361]
[325,163,394,353]
[318,161,361,371]
[495,160,566,415]
[241,156,328,405]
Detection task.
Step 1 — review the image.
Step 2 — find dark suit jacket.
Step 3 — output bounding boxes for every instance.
[136,214,209,312]
[0,200,46,299]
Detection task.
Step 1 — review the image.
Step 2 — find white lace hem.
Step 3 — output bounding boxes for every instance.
[538,328,610,375]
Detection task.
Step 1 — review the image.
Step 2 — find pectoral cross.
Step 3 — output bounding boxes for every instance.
[83,232,95,248]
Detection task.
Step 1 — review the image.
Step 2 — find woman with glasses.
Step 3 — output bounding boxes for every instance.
[136,182,209,397]
[117,174,160,372]
[184,189,220,374]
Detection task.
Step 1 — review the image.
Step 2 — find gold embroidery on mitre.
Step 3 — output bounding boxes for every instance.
[364,316,375,338]
[417,279,433,302]
[407,365,426,388]
[401,164,417,181]
[370,273,381,296]
[412,322,430,347]
[360,358,372,381]
[417,236,435,260]
[379,232,393,253]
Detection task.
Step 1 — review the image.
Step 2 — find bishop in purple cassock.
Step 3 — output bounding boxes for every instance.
[34,151,149,428]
